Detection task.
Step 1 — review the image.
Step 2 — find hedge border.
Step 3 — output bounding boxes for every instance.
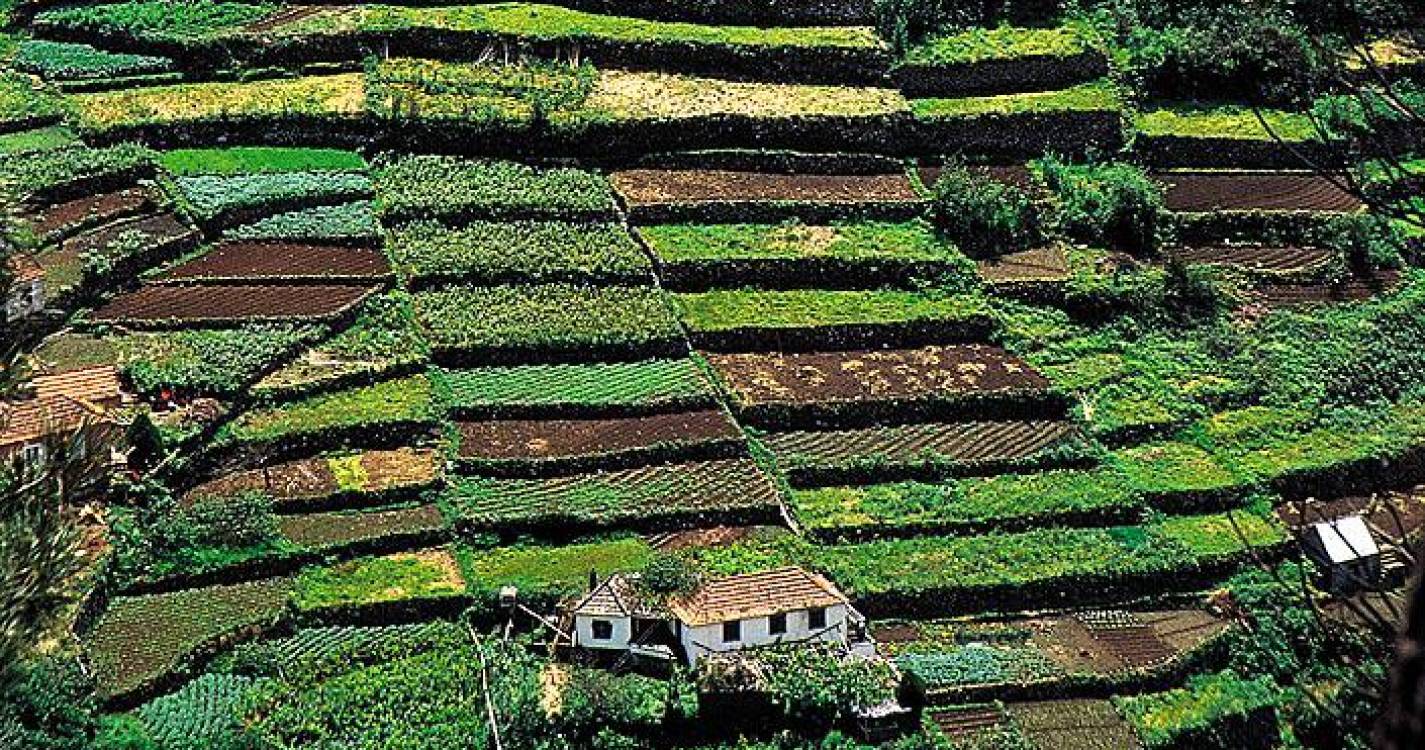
[686,316,997,354]
[893,50,1107,98]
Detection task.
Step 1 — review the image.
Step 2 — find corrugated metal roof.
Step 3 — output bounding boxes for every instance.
[1308,515,1380,563]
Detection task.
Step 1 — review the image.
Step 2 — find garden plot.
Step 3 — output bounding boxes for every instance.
[675,288,993,351]
[0,141,154,206]
[154,241,390,284]
[90,283,378,327]
[926,705,1007,740]
[638,220,975,290]
[375,156,616,224]
[440,457,783,535]
[184,447,442,511]
[454,409,744,475]
[1255,270,1403,307]
[292,547,470,621]
[1168,244,1333,275]
[762,419,1084,486]
[253,292,428,399]
[704,345,1054,427]
[792,467,1144,539]
[613,169,923,223]
[894,25,1108,97]
[169,170,375,229]
[1157,171,1364,213]
[977,246,1071,286]
[1008,699,1143,750]
[225,201,380,244]
[277,503,447,550]
[386,220,651,287]
[83,577,293,704]
[435,358,719,418]
[413,284,686,364]
[16,183,154,242]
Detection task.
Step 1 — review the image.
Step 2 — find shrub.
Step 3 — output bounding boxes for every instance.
[1116,671,1280,749]
[1037,156,1166,255]
[120,324,326,397]
[375,156,613,223]
[927,164,1042,257]
[385,219,649,285]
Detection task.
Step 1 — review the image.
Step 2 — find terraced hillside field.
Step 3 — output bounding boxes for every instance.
[2,1,1422,749]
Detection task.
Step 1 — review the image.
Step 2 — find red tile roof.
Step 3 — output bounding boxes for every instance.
[667,567,847,626]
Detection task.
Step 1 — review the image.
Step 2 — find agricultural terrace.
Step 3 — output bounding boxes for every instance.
[1,0,1422,748]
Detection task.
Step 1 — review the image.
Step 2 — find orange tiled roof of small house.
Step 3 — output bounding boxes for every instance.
[0,395,99,449]
[666,567,848,627]
[31,365,126,411]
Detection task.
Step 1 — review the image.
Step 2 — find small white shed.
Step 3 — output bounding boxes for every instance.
[1302,514,1381,593]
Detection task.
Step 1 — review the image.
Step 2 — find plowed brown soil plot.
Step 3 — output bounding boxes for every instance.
[1158,171,1363,213]
[1256,270,1401,307]
[1008,699,1142,750]
[1171,244,1331,273]
[91,283,376,326]
[64,213,195,257]
[928,706,1007,738]
[278,504,447,548]
[156,242,390,283]
[184,447,441,508]
[457,409,741,463]
[708,345,1048,406]
[647,524,785,551]
[977,246,1070,283]
[26,186,153,239]
[613,170,921,222]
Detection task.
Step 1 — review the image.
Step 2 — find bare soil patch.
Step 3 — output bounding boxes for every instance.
[1255,270,1401,307]
[978,246,1070,283]
[1158,171,1363,213]
[612,169,918,205]
[157,241,390,283]
[27,186,153,239]
[456,409,741,460]
[706,344,1048,407]
[1171,244,1332,273]
[278,504,445,548]
[92,283,376,324]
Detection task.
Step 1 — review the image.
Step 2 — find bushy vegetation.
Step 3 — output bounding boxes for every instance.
[224,374,436,444]
[927,164,1042,257]
[119,324,326,397]
[375,156,613,222]
[170,171,373,224]
[1036,156,1166,255]
[434,358,716,414]
[12,40,173,81]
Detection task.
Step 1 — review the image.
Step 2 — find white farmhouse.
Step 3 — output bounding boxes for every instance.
[571,566,869,667]
[5,255,45,322]
[1301,514,1381,593]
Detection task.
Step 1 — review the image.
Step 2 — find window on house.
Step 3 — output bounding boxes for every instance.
[591,619,613,640]
[20,443,45,466]
[808,607,827,630]
[29,282,43,312]
[769,613,787,635]
[722,620,741,643]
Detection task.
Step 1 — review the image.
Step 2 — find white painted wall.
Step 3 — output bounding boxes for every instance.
[679,604,849,667]
[6,280,43,322]
[574,614,632,651]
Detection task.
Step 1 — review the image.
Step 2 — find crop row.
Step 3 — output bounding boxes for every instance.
[675,288,994,351]
[440,457,782,536]
[638,220,978,290]
[432,358,719,418]
[763,419,1088,487]
[454,409,744,475]
[411,284,686,364]
[169,170,374,228]
[185,447,442,511]
[375,156,616,223]
[385,219,651,286]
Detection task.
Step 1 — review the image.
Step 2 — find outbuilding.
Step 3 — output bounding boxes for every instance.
[571,566,870,668]
[1301,514,1381,593]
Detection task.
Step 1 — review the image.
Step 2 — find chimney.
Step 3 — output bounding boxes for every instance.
[589,569,598,592]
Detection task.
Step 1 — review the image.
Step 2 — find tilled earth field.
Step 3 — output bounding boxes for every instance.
[455,409,743,461]
[612,169,920,204]
[91,283,377,324]
[184,447,442,507]
[705,345,1049,405]
[25,186,154,238]
[1255,270,1402,307]
[1170,244,1332,273]
[156,241,391,282]
[1158,171,1364,213]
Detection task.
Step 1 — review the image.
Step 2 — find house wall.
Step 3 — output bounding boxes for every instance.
[679,603,849,667]
[5,280,44,322]
[574,613,633,651]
